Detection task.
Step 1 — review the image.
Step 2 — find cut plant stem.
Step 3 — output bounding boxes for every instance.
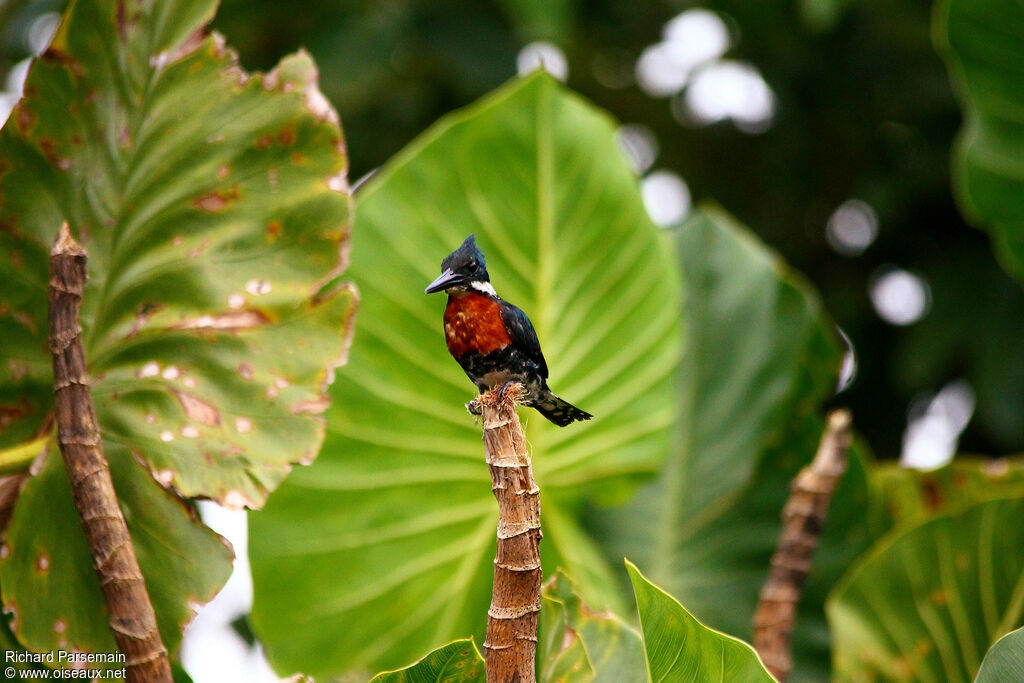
[49,223,172,683]
[753,409,853,683]
[476,384,541,683]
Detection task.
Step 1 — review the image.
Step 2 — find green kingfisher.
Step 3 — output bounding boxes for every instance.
[425,234,593,427]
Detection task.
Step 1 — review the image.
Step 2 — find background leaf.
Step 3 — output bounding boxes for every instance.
[370,639,485,683]
[0,0,352,661]
[538,571,645,683]
[1,437,232,663]
[588,207,843,658]
[626,560,775,683]
[937,0,1024,284]
[975,626,1024,683]
[827,495,1024,682]
[250,72,683,678]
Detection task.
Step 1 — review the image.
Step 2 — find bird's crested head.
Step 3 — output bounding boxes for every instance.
[425,234,493,294]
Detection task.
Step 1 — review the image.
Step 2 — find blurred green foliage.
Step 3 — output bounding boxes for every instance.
[6,0,1021,460]
[206,0,1022,461]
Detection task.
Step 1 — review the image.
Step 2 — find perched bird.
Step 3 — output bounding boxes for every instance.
[425,234,592,427]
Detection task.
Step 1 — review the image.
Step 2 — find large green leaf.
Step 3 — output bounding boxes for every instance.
[828,496,1024,682]
[626,561,775,682]
[975,626,1024,682]
[1,438,232,663]
[936,0,1024,283]
[868,458,1024,536]
[589,208,842,643]
[538,572,645,683]
[0,0,352,661]
[370,639,485,683]
[250,72,683,678]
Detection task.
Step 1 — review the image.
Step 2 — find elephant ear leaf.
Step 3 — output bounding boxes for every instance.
[250,72,682,678]
[627,561,776,683]
[0,0,353,662]
[828,496,1024,682]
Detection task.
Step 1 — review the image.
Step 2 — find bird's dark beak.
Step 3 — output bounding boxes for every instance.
[425,268,463,294]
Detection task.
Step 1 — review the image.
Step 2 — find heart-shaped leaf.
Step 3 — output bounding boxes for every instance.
[828,495,1024,682]
[627,560,775,682]
[250,72,683,678]
[937,0,1024,283]
[0,0,353,660]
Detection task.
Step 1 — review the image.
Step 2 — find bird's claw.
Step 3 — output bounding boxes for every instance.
[497,381,515,402]
[467,399,482,416]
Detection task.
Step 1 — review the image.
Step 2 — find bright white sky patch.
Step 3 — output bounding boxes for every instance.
[869,268,931,326]
[182,503,283,682]
[637,9,729,98]
[517,41,568,81]
[642,170,691,227]
[901,380,976,470]
[827,199,878,256]
[683,60,775,133]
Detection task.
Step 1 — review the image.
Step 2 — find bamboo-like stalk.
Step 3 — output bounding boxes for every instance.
[476,384,541,683]
[49,223,172,683]
[753,409,853,682]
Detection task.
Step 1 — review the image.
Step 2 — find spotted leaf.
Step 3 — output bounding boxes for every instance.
[0,0,353,662]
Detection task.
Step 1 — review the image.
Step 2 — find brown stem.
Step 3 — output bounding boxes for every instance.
[49,223,172,683]
[753,409,853,683]
[476,384,541,683]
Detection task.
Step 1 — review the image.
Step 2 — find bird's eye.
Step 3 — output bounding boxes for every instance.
[467,261,478,273]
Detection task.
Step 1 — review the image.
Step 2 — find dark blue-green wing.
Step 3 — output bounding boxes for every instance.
[499,301,548,379]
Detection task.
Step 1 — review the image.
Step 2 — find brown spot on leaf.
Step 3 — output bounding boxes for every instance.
[171,390,221,427]
[0,474,26,533]
[7,359,29,382]
[291,396,329,415]
[187,238,211,258]
[929,589,948,605]
[217,164,230,180]
[15,105,35,136]
[39,138,70,170]
[192,186,240,213]
[266,220,282,242]
[256,135,273,150]
[35,552,49,573]
[290,152,304,164]
[41,47,83,77]
[171,309,272,332]
[237,363,254,380]
[0,397,31,429]
[127,302,162,338]
[277,126,296,146]
[920,478,943,510]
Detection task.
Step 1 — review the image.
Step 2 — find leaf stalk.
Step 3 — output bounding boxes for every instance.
[49,223,172,683]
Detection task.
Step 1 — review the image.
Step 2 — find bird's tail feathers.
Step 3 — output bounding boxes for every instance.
[533,391,592,427]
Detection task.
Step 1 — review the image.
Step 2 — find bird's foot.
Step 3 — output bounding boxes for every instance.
[497,381,516,402]
[467,399,483,416]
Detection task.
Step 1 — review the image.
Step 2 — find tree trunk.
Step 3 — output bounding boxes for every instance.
[49,223,172,683]
[477,385,541,683]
